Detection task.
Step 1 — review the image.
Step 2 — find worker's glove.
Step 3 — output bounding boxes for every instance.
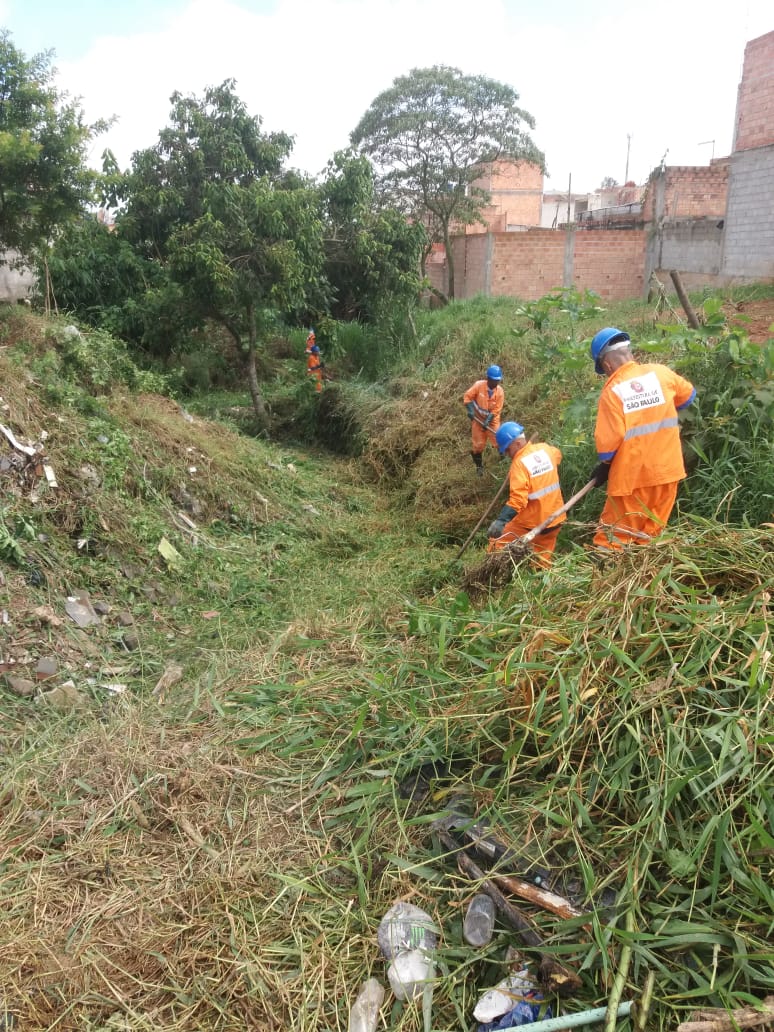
[465,402,476,421]
[483,412,494,427]
[591,462,610,487]
[489,505,517,537]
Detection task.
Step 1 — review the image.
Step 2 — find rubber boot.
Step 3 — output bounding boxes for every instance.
[471,451,484,478]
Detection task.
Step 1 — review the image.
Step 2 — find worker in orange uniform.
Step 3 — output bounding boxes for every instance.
[463,365,504,477]
[487,421,566,567]
[589,327,696,550]
[305,328,324,393]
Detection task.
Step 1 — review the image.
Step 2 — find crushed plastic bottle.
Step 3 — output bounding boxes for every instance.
[473,958,551,1032]
[348,977,385,1032]
[463,893,496,946]
[376,902,438,959]
[378,902,438,1003]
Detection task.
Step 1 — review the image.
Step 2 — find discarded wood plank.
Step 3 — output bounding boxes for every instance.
[492,872,590,926]
[669,270,701,329]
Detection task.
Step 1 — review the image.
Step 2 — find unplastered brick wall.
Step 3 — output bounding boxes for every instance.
[451,233,489,296]
[571,231,646,300]
[469,159,544,228]
[443,228,646,302]
[642,162,729,221]
[489,230,565,299]
[733,30,774,152]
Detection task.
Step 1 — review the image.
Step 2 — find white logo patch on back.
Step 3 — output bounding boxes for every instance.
[521,449,554,477]
[613,371,665,413]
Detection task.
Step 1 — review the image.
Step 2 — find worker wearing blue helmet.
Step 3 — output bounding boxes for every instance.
[589,327,696,550]
[487,421,566,567]
[463,365,504,477]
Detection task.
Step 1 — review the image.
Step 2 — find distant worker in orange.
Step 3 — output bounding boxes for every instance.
[463,365,504,477]
[589,327,696,550]
[487,422,566,567]
[305,328,324,393]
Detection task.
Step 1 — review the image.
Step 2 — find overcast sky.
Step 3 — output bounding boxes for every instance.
[2,0,771,194]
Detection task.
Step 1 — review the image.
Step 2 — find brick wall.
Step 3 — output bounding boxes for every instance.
[469,159,544,229]
[733,31,774,152]
[571,230,646,299]
[441,229,645,302]
[488,230,564,299]
[642,161,729,221]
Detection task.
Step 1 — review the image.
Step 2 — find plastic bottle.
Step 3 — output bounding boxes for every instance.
[348,978,385,1032]
[377,902,438,1003]
[463,894,496,946]
[376,902,437,959]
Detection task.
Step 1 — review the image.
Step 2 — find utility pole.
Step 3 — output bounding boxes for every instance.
[698,139,716,161]
[566,173,572,225]
[624,134,631,183]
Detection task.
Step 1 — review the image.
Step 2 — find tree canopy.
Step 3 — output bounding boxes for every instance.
[319,150,425,322]
[0,31,106,261]
[118,80,326,423]
[351,65,544,298]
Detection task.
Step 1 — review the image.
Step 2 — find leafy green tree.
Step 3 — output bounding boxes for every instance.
[119,80,326,423]
[351,65,544,299]
[0,31,106,262]
[319,150,425,321]
[45,215,189,351]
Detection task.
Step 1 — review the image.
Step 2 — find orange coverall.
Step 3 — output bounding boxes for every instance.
[489,442,566,566]
[463,380,504,453]
[593,360,696,549]
[307,350,323,392]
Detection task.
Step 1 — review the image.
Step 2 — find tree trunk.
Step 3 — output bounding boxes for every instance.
[223,315,269,427]
[245,347,269,426]
[442,221,456,300]
[245,309,269,426]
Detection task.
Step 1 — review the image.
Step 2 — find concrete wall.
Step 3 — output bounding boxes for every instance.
[0,252,36,302]
[722,146,774,278]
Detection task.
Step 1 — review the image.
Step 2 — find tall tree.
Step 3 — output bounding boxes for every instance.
[120,81,325,423]
[0,31,106,261]
[351,65,544,299]
[319,150,425,321]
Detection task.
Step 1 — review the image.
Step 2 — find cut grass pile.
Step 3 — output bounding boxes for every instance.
[227,520,773,1031]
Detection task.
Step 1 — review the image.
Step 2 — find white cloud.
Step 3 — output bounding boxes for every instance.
[56,0,773,192]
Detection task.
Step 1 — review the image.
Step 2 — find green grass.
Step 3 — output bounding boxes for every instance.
[1,296,773,1031]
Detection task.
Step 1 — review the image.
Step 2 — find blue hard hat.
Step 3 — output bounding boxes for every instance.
[495,421,525,454]
[486,364,503,382]
[590,327,630,375]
